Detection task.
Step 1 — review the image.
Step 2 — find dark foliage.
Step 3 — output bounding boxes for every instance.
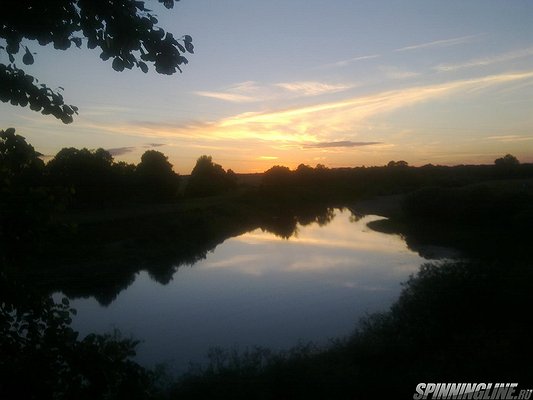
[170,257,533,399]
[259,157,533,203]
[0,128,65,254]
[185,155,237,197]
[44,144,181,207]
[136,150,181,201]
[0,275,156,400]
[0,0,193,122]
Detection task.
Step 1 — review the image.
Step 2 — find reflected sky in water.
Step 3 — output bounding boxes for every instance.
[67,209,428,374]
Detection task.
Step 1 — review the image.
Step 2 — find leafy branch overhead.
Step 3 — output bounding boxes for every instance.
[0,0,193,123]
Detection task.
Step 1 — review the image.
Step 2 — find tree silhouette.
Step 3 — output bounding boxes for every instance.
[494,154,519,167]
[387,160,408,168]
[136,150,180,200]
[47,147,116,205]
[0,0,193,123]
[1,128,48,243]
[186,155,237,197]
[0,127,44,184]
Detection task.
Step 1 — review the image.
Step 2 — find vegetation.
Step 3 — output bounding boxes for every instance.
[0,274,160,400]
[170,257,533,399]
[2,129,533,398]
[0,0,193,122]
[185,155,237,197]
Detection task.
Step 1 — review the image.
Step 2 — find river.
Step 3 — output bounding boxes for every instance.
[61,208,436,374]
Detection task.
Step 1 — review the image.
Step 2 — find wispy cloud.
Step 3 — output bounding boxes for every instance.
[435,46,533,72]
[90,70,533,148]
[395,34,482,52]
[195,81,262,103]
[319,54,380,69]
[275,81,355,96]
[106,147,136,156]
[195,80,355,103]
[194,91,256,103]
[105,143,166,157]
[304,141,382,149]
[379,66,420,80]
[486,135,533,143]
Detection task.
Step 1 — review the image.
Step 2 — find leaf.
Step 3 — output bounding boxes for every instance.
[185,41,194,54]
[87,37,97,49]
[138,61,148,73]
[112,57,125,71]
[183,35,192,43]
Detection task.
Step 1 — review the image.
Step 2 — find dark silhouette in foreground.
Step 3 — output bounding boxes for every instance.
[0,275,157,400]
[0,0,193,123]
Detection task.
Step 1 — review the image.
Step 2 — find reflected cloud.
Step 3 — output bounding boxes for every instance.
[287,256,356,272]
[340,281,388,291]
[198,211,423,282]
[239,214,412,255]
[206,254,263,269]
[203,254,266,276]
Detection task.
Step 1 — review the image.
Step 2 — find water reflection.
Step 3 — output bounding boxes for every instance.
[67,209,432,374]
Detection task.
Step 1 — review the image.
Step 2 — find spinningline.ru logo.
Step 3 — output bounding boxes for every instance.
[413,383,532,400]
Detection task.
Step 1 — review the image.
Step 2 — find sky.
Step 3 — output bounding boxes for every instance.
[1,0,532,173]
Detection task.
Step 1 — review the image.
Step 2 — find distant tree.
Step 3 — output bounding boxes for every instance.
[262,165,293,187]
[0,0,193,123]
[47,147,115,205]
[387,160,408,168]
[186,155,237,197]
[136,150,180,200]
[494,154,519,167]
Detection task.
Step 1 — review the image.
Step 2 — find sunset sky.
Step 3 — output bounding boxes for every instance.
[1,0,532,173]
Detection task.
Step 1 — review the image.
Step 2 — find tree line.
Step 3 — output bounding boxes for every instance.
[3,127,531,216]
[0,128,239,206]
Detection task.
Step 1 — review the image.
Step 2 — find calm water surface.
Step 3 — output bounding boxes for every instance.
[64,209,431,373]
